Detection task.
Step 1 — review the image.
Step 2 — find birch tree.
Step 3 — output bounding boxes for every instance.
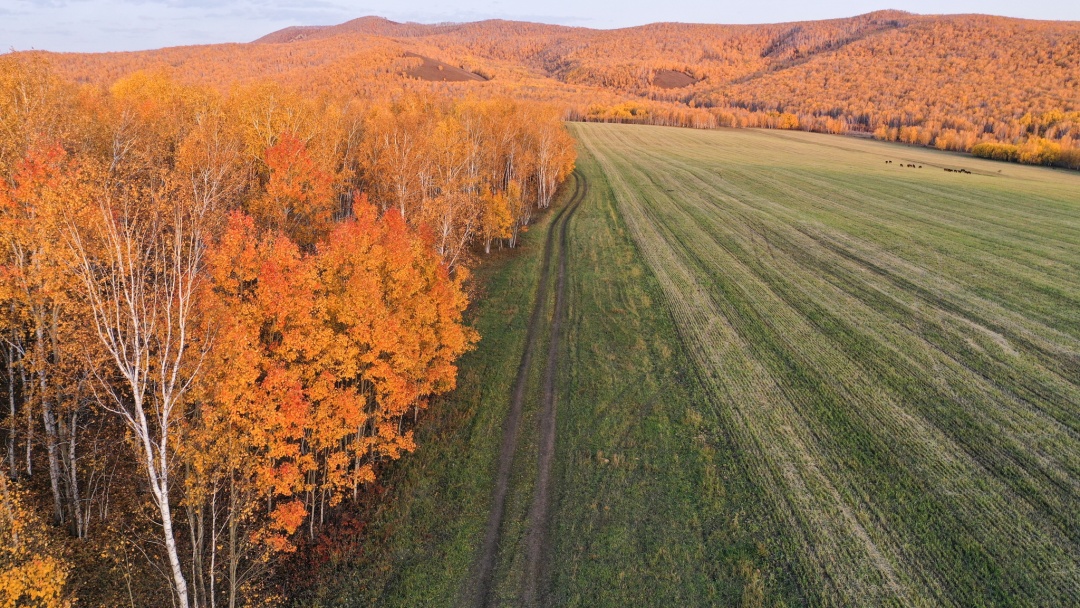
[64,74,220,608]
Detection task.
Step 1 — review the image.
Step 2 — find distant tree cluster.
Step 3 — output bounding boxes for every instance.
[0,55,574,607]
[970,139,1080,169]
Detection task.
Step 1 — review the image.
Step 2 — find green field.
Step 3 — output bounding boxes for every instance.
[307,124,1080,607]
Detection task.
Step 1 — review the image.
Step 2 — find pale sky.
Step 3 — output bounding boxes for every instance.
[2,0,1078,53]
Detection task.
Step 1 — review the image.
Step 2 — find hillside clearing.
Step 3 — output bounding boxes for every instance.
[403,52,487,82]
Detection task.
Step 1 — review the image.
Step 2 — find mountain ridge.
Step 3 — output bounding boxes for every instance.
[32,10,1080,164]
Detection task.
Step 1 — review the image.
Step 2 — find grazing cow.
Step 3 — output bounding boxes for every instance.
[918,165,922,168]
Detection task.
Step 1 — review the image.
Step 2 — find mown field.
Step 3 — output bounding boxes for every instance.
[542,136,795,607]
[574,123,1080,606]
[307,123,1080,607]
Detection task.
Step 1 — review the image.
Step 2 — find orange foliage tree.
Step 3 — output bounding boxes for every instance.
[0,470,70,608]
[191,197,475,604]
[249,132,337,248]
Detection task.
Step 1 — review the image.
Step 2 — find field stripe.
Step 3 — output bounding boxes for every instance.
[578,126,918,605]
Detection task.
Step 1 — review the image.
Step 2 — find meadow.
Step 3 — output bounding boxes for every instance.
[574,123,1080,606]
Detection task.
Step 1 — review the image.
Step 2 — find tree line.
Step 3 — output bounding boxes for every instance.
[0,56,575,607]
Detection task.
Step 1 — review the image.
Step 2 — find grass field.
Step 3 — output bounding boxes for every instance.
[306,124,1080,607]
[574,123,1080,606]
[544,136,795,607]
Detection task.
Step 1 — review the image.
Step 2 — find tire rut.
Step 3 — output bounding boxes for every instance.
[468,170,587,608]
[523,171,587,607]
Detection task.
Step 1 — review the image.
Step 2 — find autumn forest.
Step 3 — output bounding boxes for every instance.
[2,7,1080,608]
[0,55,573,605]
[43,10,1080,168]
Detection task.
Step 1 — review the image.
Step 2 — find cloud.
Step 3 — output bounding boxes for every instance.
[389,8,594,26]
[20,0,70,7]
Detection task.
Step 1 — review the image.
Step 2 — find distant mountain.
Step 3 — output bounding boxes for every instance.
[38,11,1080,157]
[252,15,580,44]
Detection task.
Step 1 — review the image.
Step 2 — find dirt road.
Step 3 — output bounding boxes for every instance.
[469,170,587,607]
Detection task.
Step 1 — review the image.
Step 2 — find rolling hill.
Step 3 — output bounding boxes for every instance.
[34,11,1080,163]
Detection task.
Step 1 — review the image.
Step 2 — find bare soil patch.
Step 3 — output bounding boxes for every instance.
[404,52,487,82]
[653,69,698,89]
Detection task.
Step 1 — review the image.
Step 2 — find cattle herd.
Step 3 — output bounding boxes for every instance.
[885,160,970,174]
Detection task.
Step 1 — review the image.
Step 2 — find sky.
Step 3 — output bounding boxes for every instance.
[2,0,1079,53]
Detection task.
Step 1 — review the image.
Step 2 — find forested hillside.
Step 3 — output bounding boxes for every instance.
[38,11,1080,167]
[29,12,1075,168]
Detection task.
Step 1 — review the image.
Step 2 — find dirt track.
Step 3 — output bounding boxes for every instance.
[469,170,587,608]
